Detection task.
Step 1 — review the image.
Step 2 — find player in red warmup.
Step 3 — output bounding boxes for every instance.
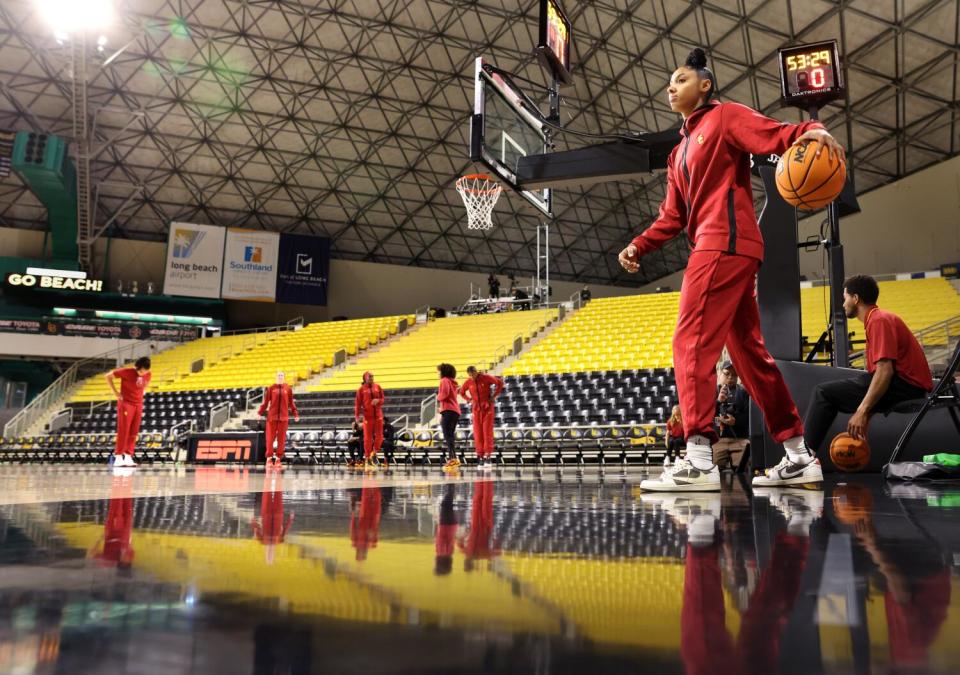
[437,363,461,471]
[258,371,300,466]
[459,366,503,470]
[106,356,152,468]
[618,48,844,492]
[355,371,385,470]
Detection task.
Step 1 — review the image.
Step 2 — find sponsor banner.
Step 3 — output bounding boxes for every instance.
[220,229,280,301]
[187,432,264,464]
[0,319,43,334]
[275,233,330,305]
[163,222,226,299]
[0,319,198,341]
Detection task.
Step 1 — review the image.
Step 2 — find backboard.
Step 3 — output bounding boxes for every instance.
[470,57,552,217]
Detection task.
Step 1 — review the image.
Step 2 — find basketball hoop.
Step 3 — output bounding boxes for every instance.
[456,173,502,230]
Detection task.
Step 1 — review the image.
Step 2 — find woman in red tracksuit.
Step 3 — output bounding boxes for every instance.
[258,371,300,465]
[620,48,845,492]
[354,371,385,468]
[459,366,504,470]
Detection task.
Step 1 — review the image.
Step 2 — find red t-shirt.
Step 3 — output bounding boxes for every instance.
[113,368,151,406]
[667,419,684,439]
[864,307,933,391]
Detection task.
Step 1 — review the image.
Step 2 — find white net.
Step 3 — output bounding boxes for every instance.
[456,174,502,230]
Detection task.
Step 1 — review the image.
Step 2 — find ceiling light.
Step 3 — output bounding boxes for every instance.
[34,0,115,36]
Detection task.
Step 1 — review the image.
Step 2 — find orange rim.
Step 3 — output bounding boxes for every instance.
[456,173,502,195]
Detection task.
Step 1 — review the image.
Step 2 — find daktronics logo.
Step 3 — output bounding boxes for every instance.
[196,439,252,461]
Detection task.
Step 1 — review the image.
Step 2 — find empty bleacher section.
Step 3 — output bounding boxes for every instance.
[309,309,557,393]
[801,277,960,351]
[161,315,411,391]
[292,389,425,429]
[62,389,249,436]
[69,332,271,403]
[497,369,676,428]
[0,431,169,463]
[506,294,679,375]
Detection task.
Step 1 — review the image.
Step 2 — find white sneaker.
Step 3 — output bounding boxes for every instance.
[752,455,823,487]
[639,458,721,492]
[752,486,824,535]
[114,455,128,467]
[126,455,138,467]
[640,493,721,545]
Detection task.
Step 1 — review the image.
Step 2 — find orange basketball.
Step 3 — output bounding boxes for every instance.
[832,484,874,525]
[775,142,846,210]
[829,432,871,472]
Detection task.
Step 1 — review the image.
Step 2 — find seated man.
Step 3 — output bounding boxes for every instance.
[754,275,933,486]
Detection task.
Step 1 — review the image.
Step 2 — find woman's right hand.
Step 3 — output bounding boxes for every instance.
[618,244,639,273]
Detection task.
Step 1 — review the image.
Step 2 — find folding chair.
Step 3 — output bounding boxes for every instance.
[888,340,960,464]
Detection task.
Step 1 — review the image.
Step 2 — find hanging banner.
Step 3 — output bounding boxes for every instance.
[163,222,226,299]
[220,229,280,301]
[275,233,330,305]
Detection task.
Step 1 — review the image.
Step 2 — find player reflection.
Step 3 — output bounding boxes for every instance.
[435,484,458,575]
[89,468,136,572]
[645,490,818,674]
[459,479,500,571]
[350,476,382,561]
[251,464,295,565]
[845,486,951,670]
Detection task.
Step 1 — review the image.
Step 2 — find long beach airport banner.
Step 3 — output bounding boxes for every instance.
[220,228,280,301]
[163,222,226,298]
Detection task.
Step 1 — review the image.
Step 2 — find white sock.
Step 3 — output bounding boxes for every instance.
[685,435,714,470]
[783,436,813,465]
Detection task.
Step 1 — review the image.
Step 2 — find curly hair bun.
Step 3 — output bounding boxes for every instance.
[685,48,708,70]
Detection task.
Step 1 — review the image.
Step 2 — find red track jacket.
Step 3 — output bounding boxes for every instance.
[355,382,385,419]
[459,373,504,410]
[258,383,299,422]
[630,101,824,261]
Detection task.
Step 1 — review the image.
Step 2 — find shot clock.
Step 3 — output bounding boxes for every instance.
[778,40,844,108]
[536,0,573,85]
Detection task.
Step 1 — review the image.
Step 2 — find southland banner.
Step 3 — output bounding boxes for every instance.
[220,228,280,301]
[163,222,226,298]
[275,233,330,305]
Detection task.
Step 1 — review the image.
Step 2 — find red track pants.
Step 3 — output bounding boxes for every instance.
[363,416,383,459]
[674,251,804,444]
[265,418,289,458]
[115,401,143,456]
[472,405,495,457]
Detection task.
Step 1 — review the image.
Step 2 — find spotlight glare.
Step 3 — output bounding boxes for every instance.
[34,0,115,36]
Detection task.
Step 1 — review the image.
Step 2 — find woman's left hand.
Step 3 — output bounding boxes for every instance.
[794,129,846,164]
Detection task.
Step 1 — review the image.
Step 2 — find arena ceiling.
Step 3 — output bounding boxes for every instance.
[0,0,958,286]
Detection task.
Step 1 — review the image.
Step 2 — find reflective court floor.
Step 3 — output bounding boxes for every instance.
[0,465,959,674]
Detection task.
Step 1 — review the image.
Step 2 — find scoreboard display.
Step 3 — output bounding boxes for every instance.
[537,0,573,85]
[778,40,844,107]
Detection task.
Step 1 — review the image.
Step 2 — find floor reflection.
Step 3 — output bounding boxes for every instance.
[0,469,957,673]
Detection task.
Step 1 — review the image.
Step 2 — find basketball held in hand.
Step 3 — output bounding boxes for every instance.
[776,141,846,210]
[829,432,871,472]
